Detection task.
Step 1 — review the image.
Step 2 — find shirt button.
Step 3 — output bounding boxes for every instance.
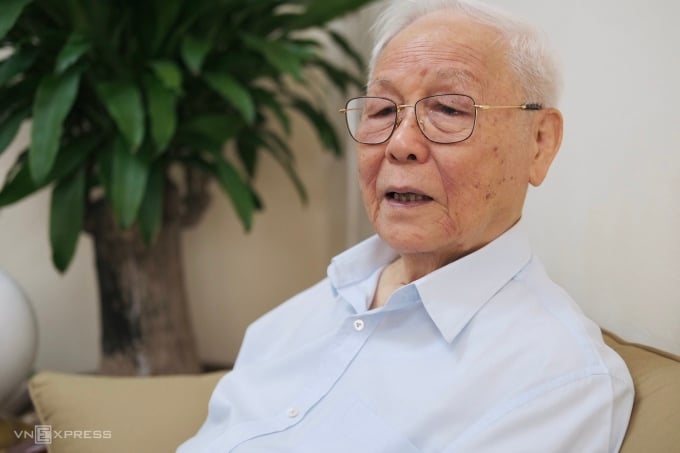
[287,407,300,418]
[353,319,365,331]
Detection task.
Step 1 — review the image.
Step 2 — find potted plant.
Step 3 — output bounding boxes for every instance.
[0,0,372,375]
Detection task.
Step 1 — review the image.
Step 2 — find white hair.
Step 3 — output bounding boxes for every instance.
[369,0,563,107]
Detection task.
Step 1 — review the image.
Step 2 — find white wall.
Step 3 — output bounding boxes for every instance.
[495,0,680,354]
[348,0,680,354]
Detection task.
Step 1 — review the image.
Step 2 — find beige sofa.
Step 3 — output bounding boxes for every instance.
[28,330,680,453]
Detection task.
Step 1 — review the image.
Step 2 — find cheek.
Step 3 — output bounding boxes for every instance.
[436,152,489,207]
[464,117,530,193]
[357,149,382,205]
[435,144,515,225]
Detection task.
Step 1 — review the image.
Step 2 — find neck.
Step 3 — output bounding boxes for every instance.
[393,254,449,284]
[370,252,453,310]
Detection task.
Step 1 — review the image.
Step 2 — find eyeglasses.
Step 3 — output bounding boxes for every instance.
[339,94,542,145]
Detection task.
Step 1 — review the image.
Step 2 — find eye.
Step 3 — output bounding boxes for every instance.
[423,95,475,118]
[433,103,462,116]
[367,104,396,119]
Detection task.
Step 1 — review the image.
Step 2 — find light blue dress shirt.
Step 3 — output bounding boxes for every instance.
[179,221,634,452]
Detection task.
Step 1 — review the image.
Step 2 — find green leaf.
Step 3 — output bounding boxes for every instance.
[96,80,145,152]
[236,135,259,178]
[0,0,33,41]
[181,35,211,75]
[110,138,149,228]
[143,73,177,153]
[261,130,307,203]
[0,135,98,207]
[251,87,291,135]
[291,98,341,155]
[0,48,37,86]
[48,135,98,185]
[328,30,365,73]
[49,167,85,272]
[309,58,360,96]
[203,72,255,124]
[214,158,255,231]
[63,0,89,32]
[181,114,243,150]
[0,151,33,206]
[55,33,92,74]
[29,68,82,184]
[0,72,37,111]
[241,34,309,81]
[0,106,28,156]
[151,0,183,53]
[287,0,372,30]
[138,163,164,245]
[149,60,183,94]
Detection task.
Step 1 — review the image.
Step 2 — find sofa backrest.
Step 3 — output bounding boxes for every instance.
[603,330,680,452]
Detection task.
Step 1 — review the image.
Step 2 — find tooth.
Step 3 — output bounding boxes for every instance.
[391,192,427,202]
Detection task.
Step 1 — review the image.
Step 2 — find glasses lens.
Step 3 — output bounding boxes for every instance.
[345,97,396,144]
[416,94,476,144]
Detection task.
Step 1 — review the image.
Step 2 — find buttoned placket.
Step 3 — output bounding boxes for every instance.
[215,309,380,453]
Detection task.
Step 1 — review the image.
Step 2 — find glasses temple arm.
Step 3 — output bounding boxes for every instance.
[475,103,543,110]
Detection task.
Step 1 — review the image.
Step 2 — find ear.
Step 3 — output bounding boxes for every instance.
[528,108,563,186]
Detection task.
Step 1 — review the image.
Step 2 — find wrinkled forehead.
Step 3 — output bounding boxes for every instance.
[369,11,516,99]
[368,67,482,92]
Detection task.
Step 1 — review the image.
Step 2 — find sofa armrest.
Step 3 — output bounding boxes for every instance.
[28,371,224,453]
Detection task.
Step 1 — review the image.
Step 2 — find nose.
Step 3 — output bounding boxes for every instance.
[385,106,429,163]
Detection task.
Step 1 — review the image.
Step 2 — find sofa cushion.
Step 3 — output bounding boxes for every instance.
[603,330,680,452]
[28,371,224,453]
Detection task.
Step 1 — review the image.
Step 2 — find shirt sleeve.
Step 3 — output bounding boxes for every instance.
[444,372,634,453]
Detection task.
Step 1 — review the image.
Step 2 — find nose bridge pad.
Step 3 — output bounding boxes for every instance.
[395,104,414,131]
[395,105,406,129]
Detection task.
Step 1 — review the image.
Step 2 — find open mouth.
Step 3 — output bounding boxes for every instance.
[387,192,433,203]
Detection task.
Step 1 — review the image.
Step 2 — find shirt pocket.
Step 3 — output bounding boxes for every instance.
[293,396,422,453]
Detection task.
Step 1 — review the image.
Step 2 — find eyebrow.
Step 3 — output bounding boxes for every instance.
[434,68,481,86]
[366,78,396,92]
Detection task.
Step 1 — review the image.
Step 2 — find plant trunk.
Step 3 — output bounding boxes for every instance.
[88,185,201,376]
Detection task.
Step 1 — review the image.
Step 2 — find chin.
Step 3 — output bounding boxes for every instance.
[375,225,444,255]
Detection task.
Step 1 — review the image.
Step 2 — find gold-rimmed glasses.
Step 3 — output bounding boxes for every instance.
[339,94,542,145]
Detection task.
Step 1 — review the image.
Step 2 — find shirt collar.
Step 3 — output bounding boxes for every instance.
[328,220,532,340]
[415,220,532,343]
[327,235,399,312]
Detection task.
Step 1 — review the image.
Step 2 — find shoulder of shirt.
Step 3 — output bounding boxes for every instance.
[506,257,632,385]
[252,278,331,330]
[234,278,333,367]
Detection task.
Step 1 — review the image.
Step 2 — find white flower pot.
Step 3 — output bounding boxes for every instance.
[0,270,38,413]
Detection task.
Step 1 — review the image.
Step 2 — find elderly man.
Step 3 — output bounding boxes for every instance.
[179,0,634,451]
